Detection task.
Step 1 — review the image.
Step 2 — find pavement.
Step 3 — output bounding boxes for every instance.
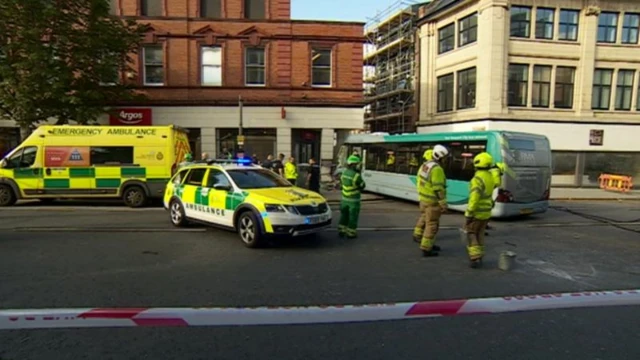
[1,198,640,359]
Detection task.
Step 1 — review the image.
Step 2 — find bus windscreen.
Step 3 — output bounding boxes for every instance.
[502,136,551,167]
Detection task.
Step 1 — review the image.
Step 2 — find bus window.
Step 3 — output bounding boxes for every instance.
[446,141,487,181]
[397,143,420,175]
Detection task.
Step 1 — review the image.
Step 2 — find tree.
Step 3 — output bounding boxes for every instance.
[0,0,147,139]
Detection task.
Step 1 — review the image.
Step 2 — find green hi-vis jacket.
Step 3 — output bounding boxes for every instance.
[341,168,366,200]
[465,170,496,220]
[416,161,446,205]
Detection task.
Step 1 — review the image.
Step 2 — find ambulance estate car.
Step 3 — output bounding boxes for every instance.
[164,160,332,248]
[0,125,191,207]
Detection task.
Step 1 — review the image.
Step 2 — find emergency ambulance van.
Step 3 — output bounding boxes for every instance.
[0,125,191,207]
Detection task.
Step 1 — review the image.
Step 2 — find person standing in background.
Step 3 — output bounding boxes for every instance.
[306,158,321,193]
[272,153,285,177]
[284,157,298,185]
[262,154,274,170]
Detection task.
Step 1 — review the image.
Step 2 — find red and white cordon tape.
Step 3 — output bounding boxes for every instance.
[1,289,639,330]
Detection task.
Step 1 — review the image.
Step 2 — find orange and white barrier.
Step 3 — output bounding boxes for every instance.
[598,174,634,193]
[1,290,639,330]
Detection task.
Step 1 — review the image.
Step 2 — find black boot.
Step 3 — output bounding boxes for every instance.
[422,250,439,257]
[469,259,483,269]
[432,245,442,252]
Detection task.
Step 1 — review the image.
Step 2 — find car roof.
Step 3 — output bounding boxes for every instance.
[181,161,263,171]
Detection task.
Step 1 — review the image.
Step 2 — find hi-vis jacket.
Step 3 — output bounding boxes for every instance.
[465,170,496,220]
[341,168,366,201]
[284,162,298,179]
[416,161,446,205]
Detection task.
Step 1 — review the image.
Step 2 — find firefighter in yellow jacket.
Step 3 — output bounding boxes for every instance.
[464,152,496,268]
[414,145,449,257]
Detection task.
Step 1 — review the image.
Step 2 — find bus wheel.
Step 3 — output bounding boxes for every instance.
[237,211,263,248]
[0,185,16,207]
[123,186,147,208]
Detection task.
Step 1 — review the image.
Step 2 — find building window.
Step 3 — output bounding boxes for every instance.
[622,13,640,44]
[142,45,163,86]
[244,0,265,19]
[554,67,575,109]
[457,67,476,109]
[591,69,613,110]
[615,69,635,111]
[532,65,552,108]
[140,0,162,16]
[535,8,555,39]
[311,49,331,86]
[200,0,221,18]
[109,0,118,15]
[201,46,222,86]
[510,6,531,38]
[458,13,478,47]
[245,48,265,86]
[558,10,579,41]
[438,23,455,54]
[598,12,618,43]
[508,64,529,107]
[437,73,454,112]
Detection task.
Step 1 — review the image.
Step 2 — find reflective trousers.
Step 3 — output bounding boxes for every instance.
[466,219,489,260]
[413,201,442,251]
[338,199,361,238]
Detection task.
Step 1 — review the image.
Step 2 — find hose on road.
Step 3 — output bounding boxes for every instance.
[550,206,640,235]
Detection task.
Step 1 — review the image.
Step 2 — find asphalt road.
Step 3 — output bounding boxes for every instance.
[1,199,639,359]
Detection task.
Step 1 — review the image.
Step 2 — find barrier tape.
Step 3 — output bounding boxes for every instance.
[1,289,638,330]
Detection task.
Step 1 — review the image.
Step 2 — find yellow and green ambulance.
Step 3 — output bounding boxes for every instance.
[0,125,191,207]
[164,160,332,248]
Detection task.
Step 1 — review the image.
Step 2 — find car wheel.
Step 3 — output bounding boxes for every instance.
[169,199,188,227]
[237,211,263,248]
[123,186,147,208]
[0,184,16,207]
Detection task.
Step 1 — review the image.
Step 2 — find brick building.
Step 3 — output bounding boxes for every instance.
[95,0,365,172]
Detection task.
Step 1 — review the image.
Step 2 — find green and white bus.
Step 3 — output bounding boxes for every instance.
[335,131,552,218]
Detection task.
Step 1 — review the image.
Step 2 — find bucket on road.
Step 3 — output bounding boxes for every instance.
[498,251,517,271]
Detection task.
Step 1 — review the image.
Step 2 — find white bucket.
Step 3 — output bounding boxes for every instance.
[498,251,517,271]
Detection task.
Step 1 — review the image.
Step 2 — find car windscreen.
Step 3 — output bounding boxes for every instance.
[500,135,552,168]
[227,169,292,189]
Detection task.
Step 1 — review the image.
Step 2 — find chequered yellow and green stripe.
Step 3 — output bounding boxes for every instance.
[175,185,248,211]
[12,167,169,189]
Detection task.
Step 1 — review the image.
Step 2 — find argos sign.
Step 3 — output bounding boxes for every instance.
[109,108,152,126]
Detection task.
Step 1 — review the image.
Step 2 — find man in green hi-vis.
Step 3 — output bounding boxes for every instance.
[338,155,366,239]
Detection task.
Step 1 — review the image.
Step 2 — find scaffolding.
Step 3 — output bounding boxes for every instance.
[363,0,431,134]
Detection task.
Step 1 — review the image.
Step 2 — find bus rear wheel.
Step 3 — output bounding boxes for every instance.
[123,186,147,208]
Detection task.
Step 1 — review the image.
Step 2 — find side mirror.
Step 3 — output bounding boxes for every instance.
[213,184,232,192]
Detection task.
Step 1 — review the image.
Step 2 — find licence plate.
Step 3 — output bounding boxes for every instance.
[306,214,330,224]
[520,208,534,215]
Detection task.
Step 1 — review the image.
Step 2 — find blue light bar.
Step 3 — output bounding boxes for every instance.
[206,158,254,166]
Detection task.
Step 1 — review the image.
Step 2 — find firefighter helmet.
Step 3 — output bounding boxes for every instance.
[432,145,449,161]
[473,152,493,169]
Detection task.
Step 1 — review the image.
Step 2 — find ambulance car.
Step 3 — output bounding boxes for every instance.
[0,125,191,207]
[164,160,332,248]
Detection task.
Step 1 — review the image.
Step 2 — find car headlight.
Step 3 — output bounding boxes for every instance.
[265,204,286,213]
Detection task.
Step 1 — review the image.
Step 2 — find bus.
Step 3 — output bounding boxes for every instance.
[335,131,552,218]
